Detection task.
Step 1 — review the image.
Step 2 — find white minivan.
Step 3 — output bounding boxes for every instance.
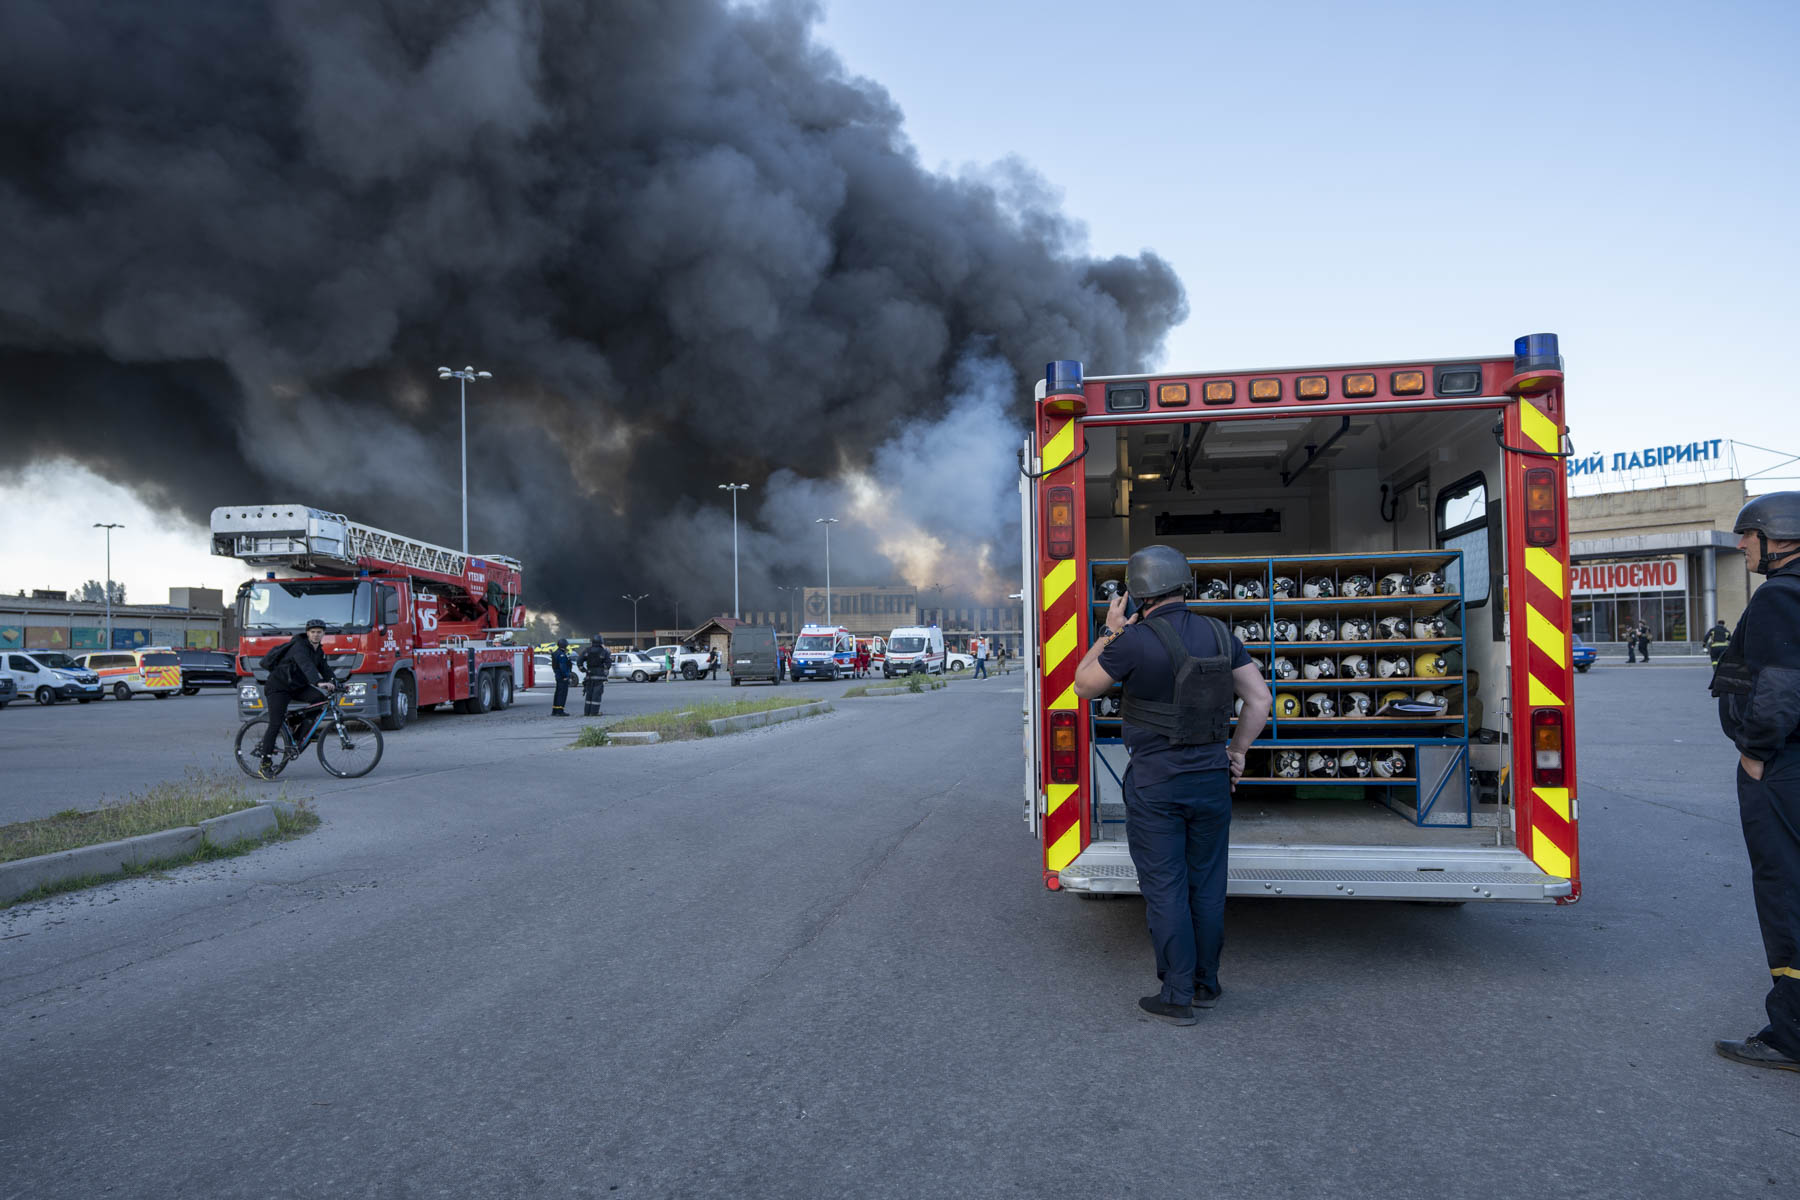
[884,626,946,676]
[2,650,104,705]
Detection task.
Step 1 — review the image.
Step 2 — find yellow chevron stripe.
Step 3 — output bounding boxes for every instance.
[1042,559,1075,610]
[1046,782,1078,817]
[1043,421,1077,471]
[1047,822,1083,872]
[1534,786,1571,822]
[1524,546,1565,599]
[1519,401,1558,453]
[1527,603,1567,668]
[1043,615,1078,674]
[1528,674,1566,707]
[1775,967,1800,980]
[1531,827,1572,879]
[1050,684,1076,711]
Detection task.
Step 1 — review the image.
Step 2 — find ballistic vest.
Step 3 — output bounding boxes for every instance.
[1120,614,1236,746]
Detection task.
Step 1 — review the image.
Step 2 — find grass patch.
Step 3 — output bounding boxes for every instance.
[841,685,870,698]
[0,773,290,865]
[574,695,822,745]
[904,674,947,693]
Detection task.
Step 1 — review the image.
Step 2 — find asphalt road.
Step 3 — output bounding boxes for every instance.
[2,664,1795,1197]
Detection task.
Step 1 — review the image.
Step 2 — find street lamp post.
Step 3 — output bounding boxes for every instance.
[775,584,799,638]
[93,523,123,648]
[622,593,649,651]
[436,365,492,555]
[718,483,749,619]
[815,518,839,624]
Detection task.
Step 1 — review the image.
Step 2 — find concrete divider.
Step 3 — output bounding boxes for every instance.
[198,805,279,848]
[607,731,661,744]
[707,700,832,735]
[0,805,284,905]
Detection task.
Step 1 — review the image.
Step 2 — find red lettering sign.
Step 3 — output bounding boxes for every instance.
[1572,557,1686,596]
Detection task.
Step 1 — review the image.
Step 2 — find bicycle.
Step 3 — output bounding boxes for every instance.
[233,671,384,780]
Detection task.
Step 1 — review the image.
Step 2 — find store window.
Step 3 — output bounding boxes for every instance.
[1435,473,1490,606]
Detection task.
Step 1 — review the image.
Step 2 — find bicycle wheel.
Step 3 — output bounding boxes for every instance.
[235,716,296,779]
[317,715,384,778]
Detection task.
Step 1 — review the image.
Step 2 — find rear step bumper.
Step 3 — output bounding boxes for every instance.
[1059,842,1570,903]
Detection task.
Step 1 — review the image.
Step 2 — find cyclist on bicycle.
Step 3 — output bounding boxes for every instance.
[256,618,336,778]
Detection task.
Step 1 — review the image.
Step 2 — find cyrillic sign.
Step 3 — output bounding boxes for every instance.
[1565,439,1724,479]
[1571,557,1687,596]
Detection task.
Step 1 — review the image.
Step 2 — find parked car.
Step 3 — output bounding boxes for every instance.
[728,626,782,686]
[532,652,577,688]
[3,650,103,705]
[76,647,183,700]
[644,644,710,680]
[1572,635,1597,673]
[177,648,240,693]
[609,651,669,682]
[0,673,16,709]
[945,651,975,672]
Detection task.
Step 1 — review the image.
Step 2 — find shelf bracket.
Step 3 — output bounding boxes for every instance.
[1281,416,1351,488]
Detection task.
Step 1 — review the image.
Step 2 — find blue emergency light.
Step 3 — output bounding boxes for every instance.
[1513,333,1561,374]
[1045,361,1083,393]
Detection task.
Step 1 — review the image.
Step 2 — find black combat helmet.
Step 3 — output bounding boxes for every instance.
[557,638,568,649]
[1733,491,1800,574]
[1126,544,1192,601]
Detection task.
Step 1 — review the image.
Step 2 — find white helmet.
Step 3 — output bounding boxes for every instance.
[1414,689,1448,711]
[1233,696,1245,717]
[1377,615,1411,640]
[1339,654,1371,678]
[1307,750,1340,777]
[1338,749,1372,777]
[1339,617,1373,641]
[1271,619,1299,642]
[1303,656,1337,680]
[1303,618,1337,642]
[1271,656,1299,681]
[1301,577,1335,598]
[1233,578,1266,600]
[1274,750,1303,778]
[1095,578,1124,603]
[1413,615,1450,640]
[1303,692,1337,718]
[1373,750,1409,778]
[1377,653,1412,678]
[1344,690,1374,717]
[1340,574,1375,597]
[1378,572,1413,596]
[1096,694,1121,718]
[1412,570,1446,595]
[1272,575,1297,599]
[1201,577,1231,600]
[1232,620,1265,644]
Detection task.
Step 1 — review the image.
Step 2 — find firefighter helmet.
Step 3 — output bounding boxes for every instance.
[1339,749,1373,777]
[1378,572,1413,595]
[1274,692,1301,718]
[1301,576,1335,598]
[1339,654,1371,679]
[1376,653,1411,678]
[1271,656,1299,681]
[1379,689,1410,710]
[1733,491,1800,574]
[1303,692,1337,718]
[1415,689,1448,711]
[1303,618,1337,642]
[1307,750,1340,777]
[1271,619,1299,642]
[1344,690,1374,717]
[1200,576,1231,600]
[1274,750,1303,778]
[1233,696,1245,718]
[1232,620,1265,644]
[1303,656,1337,680]
[1413,615,1450,639]
[1341,574,1375,598]
[1096,694,1121,718]
[1233,577,1266,600]
[1095,578,1123,603]
[1412,651,1448,678]
[1412,570,1446,595]
[1128,545,1195,600]
[1377,615,1411,640]
[1272,575,1298,598]
[1373,750,1409,778]
[1339,617,1373,641]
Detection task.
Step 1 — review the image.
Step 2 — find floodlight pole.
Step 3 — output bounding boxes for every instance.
[816,517,839,624]
[719,483,749,618]
[623,593,649,651]
[94,523,123,647]
[437,365,492,555]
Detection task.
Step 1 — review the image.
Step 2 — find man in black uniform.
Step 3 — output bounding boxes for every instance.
[1712,491,1800,1072]
[1074,545,1273,1025]
[550,638,576,716]
[579,637,613,717]
[1703,619,1732,664]
[255,618,336,778]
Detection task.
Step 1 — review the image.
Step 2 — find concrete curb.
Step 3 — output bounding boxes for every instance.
[0,804,284,905]
[707,701,832,734]
[606,731,662,744]
[854,685,935,697]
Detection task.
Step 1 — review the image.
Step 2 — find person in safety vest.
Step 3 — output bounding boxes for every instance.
[580,638,613,716]
[1074,544,1272,1026]
[550,638,576,716]
[1711,491,1800,1072]
[1703,619,1732,664]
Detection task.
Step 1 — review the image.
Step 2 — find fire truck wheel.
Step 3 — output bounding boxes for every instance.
[496,670,514,708]
[471,670,495,714]
[381,674,414,731]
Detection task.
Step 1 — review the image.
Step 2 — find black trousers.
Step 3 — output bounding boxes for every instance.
[552,675,571,712]
[1738,748,1800,1058]
[258,685,324,756]
[583,674,605,716]
[1123,767,1233,1006]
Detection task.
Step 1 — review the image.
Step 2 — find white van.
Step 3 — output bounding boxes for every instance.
[885,626,946,677]
[2,650,104,705]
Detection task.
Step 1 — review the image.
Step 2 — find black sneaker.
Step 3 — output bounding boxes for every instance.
[257,757,276,780]
[1715,1036,1800,1072]
[1138,995,1197,1026]
[1193,988,1221,1010]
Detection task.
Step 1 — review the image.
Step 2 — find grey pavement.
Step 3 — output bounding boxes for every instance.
[1,668,1795,1197]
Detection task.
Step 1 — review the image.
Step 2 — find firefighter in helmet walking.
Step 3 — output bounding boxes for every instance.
[1711,491,1800,1072]
[579,636,613,717]
[1073,545,1273,1025]
[550,638,576,716]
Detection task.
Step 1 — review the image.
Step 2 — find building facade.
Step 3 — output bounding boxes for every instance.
[0,588,228,651]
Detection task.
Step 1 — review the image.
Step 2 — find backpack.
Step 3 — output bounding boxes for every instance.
[260,640,293,675]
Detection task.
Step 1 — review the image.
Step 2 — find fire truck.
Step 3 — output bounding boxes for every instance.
[1021,334,1579,903]
[212,504,532,730]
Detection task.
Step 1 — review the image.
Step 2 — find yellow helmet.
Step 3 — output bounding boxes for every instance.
[1413,652,1448,678]
[1275,691,1302,718]
[1379,689,1410,710]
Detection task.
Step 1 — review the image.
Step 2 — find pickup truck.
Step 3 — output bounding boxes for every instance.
[643,644,712,680]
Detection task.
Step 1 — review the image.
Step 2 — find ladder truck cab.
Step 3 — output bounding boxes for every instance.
[212,504,533,731]
[1021,335,1579,905]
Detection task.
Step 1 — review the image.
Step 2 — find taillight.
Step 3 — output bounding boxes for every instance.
[1049,711,1079,784]
[1531,708,1565,786]
[1046,485,1075,560]
[1524,466,1558,546]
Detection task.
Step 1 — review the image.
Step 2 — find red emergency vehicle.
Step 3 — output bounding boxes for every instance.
[213,504,533,730]
[1020,335,1579,903]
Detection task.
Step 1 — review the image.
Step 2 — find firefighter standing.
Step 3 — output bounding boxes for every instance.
[1073,545,1273,1025]
[1711,492,1800,1072]
[1704,619,1732,664]
[550,639,576,716]
[580,638,613,716]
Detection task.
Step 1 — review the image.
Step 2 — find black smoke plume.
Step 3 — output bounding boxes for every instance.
[0,0,1185,628]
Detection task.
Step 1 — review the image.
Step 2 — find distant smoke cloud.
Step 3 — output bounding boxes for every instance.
[0,0,1186,626]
